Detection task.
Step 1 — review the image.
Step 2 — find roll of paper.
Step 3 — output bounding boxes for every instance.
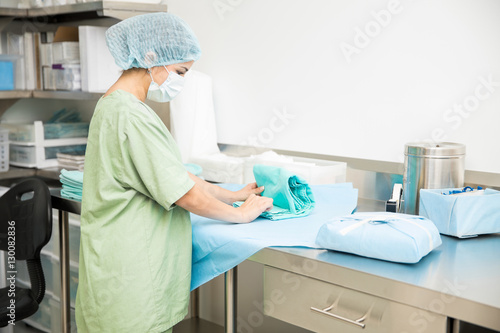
[170,70,220,163]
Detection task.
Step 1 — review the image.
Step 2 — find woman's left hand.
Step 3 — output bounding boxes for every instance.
[233,182,265,202]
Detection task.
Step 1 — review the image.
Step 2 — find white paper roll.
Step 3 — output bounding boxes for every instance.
[170,70,220,163]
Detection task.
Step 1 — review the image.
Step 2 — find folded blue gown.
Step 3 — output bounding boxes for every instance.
[191,183,358,290]
[233,164,315,220]
[315,212,442,264]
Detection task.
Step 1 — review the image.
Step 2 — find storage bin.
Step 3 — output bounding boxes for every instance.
[244,153,347,185]
[53,64,81,91]
[420,188,500,238]
[22,289,54,333]
[5,121,89,142]
[10,143,87,168]
[51,255,79,308]
[50,297,77,333]
[0,60,14,90]
[50,211,81,263]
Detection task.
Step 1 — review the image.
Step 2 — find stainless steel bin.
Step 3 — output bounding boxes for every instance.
[402,142,465,215]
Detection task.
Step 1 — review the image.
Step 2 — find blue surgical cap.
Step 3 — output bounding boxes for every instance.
[105,12,201,70]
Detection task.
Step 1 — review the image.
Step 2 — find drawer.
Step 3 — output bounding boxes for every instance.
[263,267,447,333]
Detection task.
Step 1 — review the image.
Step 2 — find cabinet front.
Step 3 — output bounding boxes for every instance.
[263,266,447,333]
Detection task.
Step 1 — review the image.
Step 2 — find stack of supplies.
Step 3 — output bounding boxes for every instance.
[234,164,315,220]
[57,153,85,171]
[315,212,442,264]
[59,169,83,201]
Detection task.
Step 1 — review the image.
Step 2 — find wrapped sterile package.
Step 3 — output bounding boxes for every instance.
[315,212,442,263]
[419,188,500,238]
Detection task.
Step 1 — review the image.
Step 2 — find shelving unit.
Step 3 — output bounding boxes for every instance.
[0,3,219,333]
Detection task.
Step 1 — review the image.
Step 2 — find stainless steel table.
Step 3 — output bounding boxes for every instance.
[248,234,500,332]
[50,189,81,333]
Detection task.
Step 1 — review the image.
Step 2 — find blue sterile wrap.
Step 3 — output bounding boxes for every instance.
[233,164,315,220]
[420,188,500,238]
[59,169,83,201]
[191,183,358,290]
[315,212,442,264]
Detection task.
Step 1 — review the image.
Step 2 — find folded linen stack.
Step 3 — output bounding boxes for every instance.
[234,164,315,220]
[315,212,442,263]
[59,169,84,201]
[57,152,85,172]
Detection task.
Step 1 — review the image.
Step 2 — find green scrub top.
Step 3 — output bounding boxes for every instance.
[75,90,195,333]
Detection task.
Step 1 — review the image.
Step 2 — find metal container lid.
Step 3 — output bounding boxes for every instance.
[405,142,466,157]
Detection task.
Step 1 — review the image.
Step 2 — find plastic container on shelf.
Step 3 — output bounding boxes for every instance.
[53,64,81,91]
[4,120,88,168]
[10,143,87,167]
[50,211,81,263]
[5,121,89,142]
[51,255,79,308]
[21,287,54,333]
[243,152,347,185]
[49,297,77,333]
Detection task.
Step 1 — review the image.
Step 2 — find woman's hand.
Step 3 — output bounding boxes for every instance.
[233,182,265,202]
[237,194,273,223]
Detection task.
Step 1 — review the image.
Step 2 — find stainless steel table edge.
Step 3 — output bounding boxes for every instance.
[50,189,81,333]
[248,247,500,331]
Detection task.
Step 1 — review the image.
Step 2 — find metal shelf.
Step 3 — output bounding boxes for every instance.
[0,90,32,99]
[32,90,103,100]
[27,1,167,20]
[0,7,27,17]
[0,90,103,100]
[1,1,166,21]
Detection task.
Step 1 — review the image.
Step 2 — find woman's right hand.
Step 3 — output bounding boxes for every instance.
[237,194,273,223]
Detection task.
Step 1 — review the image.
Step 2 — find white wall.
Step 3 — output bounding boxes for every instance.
[167,0,500,174]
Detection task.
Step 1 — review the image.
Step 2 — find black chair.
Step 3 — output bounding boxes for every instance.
[0,178,52,327]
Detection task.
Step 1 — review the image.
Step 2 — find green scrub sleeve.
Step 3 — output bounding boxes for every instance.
[122,115,195,210]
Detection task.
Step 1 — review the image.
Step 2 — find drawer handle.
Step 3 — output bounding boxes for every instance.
[310,301,372,329]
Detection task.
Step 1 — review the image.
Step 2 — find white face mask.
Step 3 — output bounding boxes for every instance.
[147,66,185,103]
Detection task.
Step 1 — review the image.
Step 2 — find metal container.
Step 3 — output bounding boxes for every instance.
[402,142,465,215]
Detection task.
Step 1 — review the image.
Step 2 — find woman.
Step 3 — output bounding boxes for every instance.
[75,13,273,333]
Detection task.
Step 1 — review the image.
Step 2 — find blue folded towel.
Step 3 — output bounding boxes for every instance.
[315,212,442,264]
[234,164,315,220]
[191,183,358,290]
[59,169,83,201]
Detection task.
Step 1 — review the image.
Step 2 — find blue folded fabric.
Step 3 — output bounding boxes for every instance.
[315,212,442,264]
[233,164,315,220]
[60,169,83,201]
[191,183,358,290]
[420,188,500,238]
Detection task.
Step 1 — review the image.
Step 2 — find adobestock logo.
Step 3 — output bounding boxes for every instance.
[340,0,405,64]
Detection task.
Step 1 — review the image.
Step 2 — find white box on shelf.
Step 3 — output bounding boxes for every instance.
[53,64,81,91]
[243,152,347,185]
[49,297,77,333]
[191,154,245,184]
[79,25,122,93]
[4,121,87,168]
[52,41,80,64]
